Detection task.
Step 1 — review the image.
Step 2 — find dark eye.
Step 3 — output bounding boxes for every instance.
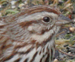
[43,17,50,22]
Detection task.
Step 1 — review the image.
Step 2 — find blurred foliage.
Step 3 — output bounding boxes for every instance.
[0,0,75,62]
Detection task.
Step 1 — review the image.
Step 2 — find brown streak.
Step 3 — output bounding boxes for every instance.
[17,5,60,18]
[25,6,61,15]
[1,5,61,24]
[19,21,37,27]
[45,53,49,62]
[0,26,4,28]
[14,58,21,62]
[17,46,34,54]
[24,58,29,62]
[2,53,16,61]
[14,42,32,49]
[30,52,38,62]
[40,30,55,47]
[40,54,45,62]
[51,48,53,60]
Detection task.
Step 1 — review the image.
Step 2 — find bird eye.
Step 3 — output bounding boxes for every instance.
[43,17,50,22]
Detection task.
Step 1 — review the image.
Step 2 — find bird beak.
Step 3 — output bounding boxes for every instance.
[56,14,73,25]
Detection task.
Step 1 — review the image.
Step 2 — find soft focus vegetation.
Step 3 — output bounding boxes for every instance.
[0,0,75,62]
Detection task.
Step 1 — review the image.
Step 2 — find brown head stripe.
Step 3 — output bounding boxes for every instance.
[0,5,61,22]
[17,5,61,17]
[17,5,61,27]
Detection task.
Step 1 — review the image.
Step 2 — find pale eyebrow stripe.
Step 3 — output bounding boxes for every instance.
[17,11,58,23]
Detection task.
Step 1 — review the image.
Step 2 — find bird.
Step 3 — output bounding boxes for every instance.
[0,5,73,62]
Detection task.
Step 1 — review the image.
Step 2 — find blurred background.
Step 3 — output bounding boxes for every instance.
[0,0,75,62]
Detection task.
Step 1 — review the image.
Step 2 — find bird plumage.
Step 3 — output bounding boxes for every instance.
[0,5,72,62]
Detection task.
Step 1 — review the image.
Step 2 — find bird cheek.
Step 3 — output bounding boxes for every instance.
[28,26,44,35]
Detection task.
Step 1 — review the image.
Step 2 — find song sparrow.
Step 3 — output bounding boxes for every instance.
[0,5,73,62]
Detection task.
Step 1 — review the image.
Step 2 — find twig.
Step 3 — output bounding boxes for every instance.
[56,47,75,57]
[56,31,65,37]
